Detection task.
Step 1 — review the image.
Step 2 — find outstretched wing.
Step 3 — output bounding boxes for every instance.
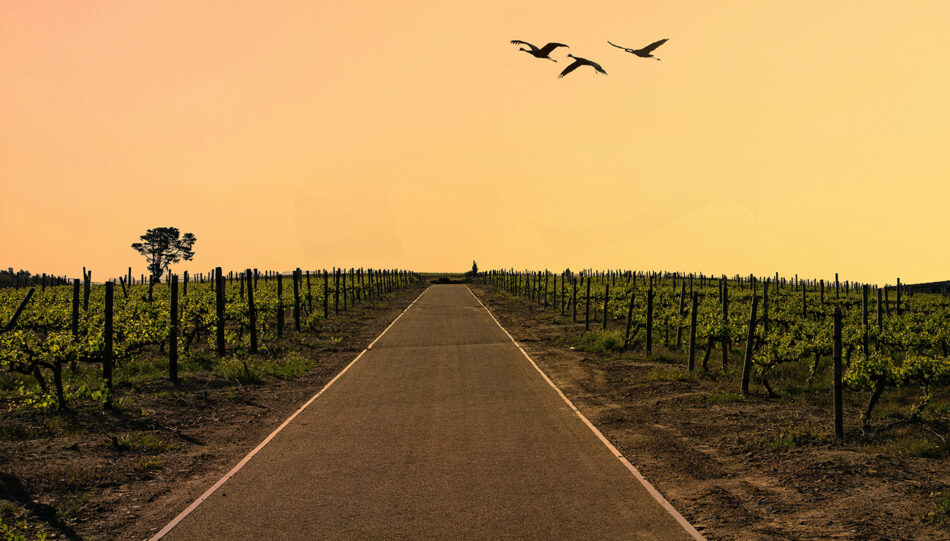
[538,42,569,55]
[607,40,636,54]
[591,61,607,75]
[510,40,538,52]
[558,60,582,78]
[639,38,668,54]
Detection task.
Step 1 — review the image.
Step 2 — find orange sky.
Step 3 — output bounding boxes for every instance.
[2,1,949,285]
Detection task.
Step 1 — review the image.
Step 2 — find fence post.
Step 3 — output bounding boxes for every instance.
[646,287,654,354]
[572,276,578,323]
[623,288,636,349]
[862,284,870,359]
[170,275,179,384]
[246,269,257,353]
[293,268,301,332]
[277,273,284,338]
[215,267,226,356]
[584,277,591,331]
[323,269,329,318]
[104,282,114,409]
[71,279,80,337]
[721,279,729,367]
[83,271,91,311]
[688,292,698,371]
[602,283,609,330]
[740,295,759,394]
[675,281,686,350]
[833,306,844,439]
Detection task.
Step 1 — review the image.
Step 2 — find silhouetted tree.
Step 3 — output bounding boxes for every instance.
[131,227,196,281]
[471,260,479,275]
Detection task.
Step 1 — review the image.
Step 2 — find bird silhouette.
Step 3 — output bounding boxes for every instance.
[607,38,668,60]
[510,40,569,62]
[558,54,607,78]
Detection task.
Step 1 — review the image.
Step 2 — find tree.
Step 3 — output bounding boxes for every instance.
[131,227,196,281]
[471,260,479,275]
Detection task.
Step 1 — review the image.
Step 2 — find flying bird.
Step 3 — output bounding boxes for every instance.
[607,38,668,60]
[510,40,569,61]
[558,54,607,78]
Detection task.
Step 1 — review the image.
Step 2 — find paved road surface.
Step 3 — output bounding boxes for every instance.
[158,285,699,540]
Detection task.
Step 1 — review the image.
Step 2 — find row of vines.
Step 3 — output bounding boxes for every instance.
[0,267,420,411]
[482,269,950,434]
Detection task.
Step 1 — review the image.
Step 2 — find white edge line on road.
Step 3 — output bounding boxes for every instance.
[466,287,706,541]
[150,287,430,541]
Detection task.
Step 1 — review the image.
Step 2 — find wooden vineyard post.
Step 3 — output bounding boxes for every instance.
[602,284,609,330]
[246,269,258,353]
[862,284,869,359]
[119,277,127,298]
[334,269,340,315]
[104,282,114,409]
[646,287,654,354]
[277,273,285,338]
[688,292,698,371]
[584,277,591,331]
[323,269,329,318]
[802,282,807,320]
[762,280,770,339]
[740,295,759,394]
[572,277,578,324]
[896,277,902,316]
[623,289,636,350]
[721,278,729,368]
[293,268,301,332]
[342,269,348,311]
[552,273,557,312]
[83,270,91,311]
[833,306,844,439]
[876,287,883,336]
[820,279,824,305]
[183,270,189,296]
[71,279,80,337]
[675,281,686,350]
[835,272,839,299]
[169,275,179,384]
[215,267,226,356]
[306,270,312,313]
[544,271,549,308]
[561,273,566,315]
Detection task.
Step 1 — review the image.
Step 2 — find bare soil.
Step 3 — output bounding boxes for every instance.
[0,285,426,540]
[471,286,950,541]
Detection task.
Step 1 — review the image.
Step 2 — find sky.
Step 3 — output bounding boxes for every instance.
[2,1,949,285]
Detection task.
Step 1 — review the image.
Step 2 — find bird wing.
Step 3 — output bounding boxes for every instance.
[558,60,582,78]
[639,38,668,54]
[607,41,636,54]
[591,61,607,75]
[538,42,569,55]
[510,40,538,52]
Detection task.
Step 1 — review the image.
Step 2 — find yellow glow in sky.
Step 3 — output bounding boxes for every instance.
[2,1,949,285]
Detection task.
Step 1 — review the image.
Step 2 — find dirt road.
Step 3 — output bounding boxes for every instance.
[155,285,700,539]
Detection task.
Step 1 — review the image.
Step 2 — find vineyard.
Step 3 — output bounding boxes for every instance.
[0,267,420,412]
[481,269,950,433]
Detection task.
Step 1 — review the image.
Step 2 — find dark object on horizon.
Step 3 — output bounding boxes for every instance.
[131,227,197,282]
[559,54,607,78]
[510,40,569,61]
[607,38,668,60]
